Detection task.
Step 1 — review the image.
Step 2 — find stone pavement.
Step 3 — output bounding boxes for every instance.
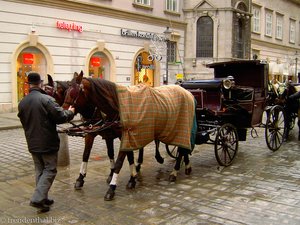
[0,112,300,224]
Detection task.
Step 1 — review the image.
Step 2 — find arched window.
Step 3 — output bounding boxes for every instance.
[17,47,46,101]
[196,16,213,58]
[235,19,244,58]
[88,52,110,79]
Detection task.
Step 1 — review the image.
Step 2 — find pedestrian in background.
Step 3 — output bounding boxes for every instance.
[18,72,75,213]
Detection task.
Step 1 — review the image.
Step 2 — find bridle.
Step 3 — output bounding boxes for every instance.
[64,82,84,107]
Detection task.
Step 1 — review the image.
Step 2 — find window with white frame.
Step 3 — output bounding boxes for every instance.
[265,11,273,37]
[289,19,296,43]
[275,14,283,40]
[136,0,150,5]
[166,0,179,12]
[252,6,260,33]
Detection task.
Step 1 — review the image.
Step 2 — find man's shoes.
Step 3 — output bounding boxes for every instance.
[44,199,54,206]
[29,201,50,213]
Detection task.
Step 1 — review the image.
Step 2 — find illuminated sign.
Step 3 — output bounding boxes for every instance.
[90,57,101,67]
[56,21,83,33]
[23,53,34,64]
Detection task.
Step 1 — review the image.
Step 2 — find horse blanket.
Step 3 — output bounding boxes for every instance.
[116,84,195,151]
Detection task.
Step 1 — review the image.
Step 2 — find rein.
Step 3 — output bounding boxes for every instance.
[59,114,120,137]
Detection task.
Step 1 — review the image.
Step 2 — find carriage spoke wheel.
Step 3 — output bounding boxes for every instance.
[214,123,238,167]
[165,145,179,159]
[265,105,286,151]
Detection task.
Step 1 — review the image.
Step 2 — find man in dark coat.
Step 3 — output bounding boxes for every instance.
[18,72,75,213]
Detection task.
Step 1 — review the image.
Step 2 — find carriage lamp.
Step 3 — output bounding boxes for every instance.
[223,76,235,89]
[163,26,172,85]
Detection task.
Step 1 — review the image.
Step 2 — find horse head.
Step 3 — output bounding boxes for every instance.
[63,71,97,119]
[43,74,70,106]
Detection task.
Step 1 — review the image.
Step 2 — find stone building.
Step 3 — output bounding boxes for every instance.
[0,0,299,113]
[183,0,300,81]
[251,0,300,82]
[0,0,185,112]
[183,0,252,79]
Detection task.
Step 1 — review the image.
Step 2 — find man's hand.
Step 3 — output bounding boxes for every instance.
[68,106,75,113]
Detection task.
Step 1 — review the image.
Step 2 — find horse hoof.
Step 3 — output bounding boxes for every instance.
[74,179,84,190]
[126,177,136,189]
[104,188,115,201]
[185,167,192,175]
[169,174,177,182]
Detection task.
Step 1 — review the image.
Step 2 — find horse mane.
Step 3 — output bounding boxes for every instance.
[85,78,120,120]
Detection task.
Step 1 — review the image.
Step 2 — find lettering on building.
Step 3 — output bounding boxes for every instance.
[121,29,155,39]
[56,21,83,33]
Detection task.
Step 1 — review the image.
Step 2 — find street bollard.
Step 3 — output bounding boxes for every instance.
[58,132,70,166]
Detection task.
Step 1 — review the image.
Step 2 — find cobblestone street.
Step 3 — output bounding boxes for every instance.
[0,124,300,224]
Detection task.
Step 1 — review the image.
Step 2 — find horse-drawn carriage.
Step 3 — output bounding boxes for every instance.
[47,59,296,200]
[166,60,288,166]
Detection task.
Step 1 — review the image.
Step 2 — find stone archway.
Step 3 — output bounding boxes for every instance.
[85,46,115,82]
[11,36,53,109]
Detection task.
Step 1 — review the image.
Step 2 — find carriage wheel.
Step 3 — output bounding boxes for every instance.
[265,105,286,151]
[214,123,239,166]
[165,145,179,159]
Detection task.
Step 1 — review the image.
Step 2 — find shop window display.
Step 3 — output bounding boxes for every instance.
[89,52,110,79]
[17,47,46,101]
[134,52,154,87]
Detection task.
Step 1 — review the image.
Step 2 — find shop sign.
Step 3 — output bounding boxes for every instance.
[56,21,83,33]
[90,57,101,67]
[121,29,156,40]
[23,53,34,64]
[142,65,155,69]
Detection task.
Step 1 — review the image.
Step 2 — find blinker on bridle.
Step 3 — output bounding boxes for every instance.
[64,83,83,107]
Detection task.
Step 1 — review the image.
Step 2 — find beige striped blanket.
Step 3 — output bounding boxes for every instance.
[116,84,195,151]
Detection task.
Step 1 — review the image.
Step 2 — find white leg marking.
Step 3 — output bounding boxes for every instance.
[110,173,118,186]
[80,162,88,175]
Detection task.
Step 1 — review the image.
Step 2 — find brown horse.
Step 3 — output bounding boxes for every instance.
[63,71,196,201]
[44,73,164,190]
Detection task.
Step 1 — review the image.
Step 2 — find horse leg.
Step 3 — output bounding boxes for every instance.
[105,138,115,184]
[74,134,95,190]
[126,151,138,189]
[298,108,300,141]
[136,148,144,173]
[184,152,192,175]
[104,151,127,201]
[154,140,164,164]
[169,147,184,182]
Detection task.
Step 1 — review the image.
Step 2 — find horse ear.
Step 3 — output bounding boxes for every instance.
[47,74,54,86]
[73,72,79,79]
[76,71,83,84]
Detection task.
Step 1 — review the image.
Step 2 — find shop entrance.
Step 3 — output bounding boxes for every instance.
[134,52,155,87]
[89,52,110,79]
[16,47,46,101]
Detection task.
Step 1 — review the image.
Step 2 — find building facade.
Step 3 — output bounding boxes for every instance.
[251,0,300,82]
[183,0,300,81]
[183,0,252,79]
[0,0,186,113]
